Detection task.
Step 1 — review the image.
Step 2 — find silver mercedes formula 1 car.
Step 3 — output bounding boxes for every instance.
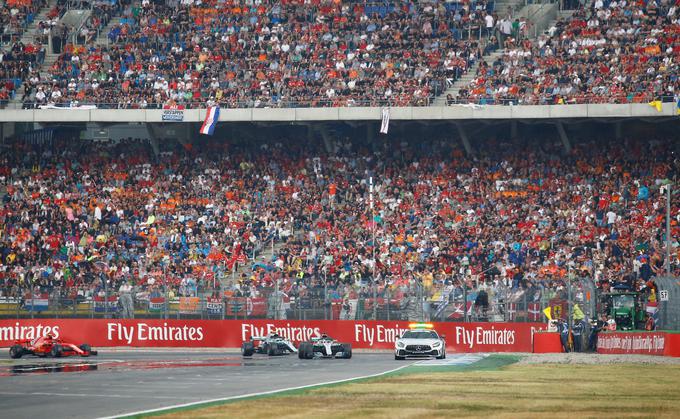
[241,333,298,356]
[298,334,352,359]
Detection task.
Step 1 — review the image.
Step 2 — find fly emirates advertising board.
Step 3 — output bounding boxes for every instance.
[0,319,545,352]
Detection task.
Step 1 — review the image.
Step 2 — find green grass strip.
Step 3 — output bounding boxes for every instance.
[126,354,520,418]
[393,354,522,375]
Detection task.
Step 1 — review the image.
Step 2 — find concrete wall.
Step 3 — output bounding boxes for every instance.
[0,103,676,123]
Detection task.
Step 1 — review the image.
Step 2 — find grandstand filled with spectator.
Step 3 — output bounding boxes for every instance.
[458,0,680,105]
[0,125,675,320]
[21,0,495,108]
[3,0,680,108]
[1,0,47,43]
[0,40,45,107]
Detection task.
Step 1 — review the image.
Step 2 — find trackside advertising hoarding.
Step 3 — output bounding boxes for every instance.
[0,320,545,352]
[597,332,666,356]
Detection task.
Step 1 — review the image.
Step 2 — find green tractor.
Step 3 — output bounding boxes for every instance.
[606,292,646,330]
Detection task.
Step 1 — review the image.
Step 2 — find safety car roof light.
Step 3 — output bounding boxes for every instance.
[408,323,434,329]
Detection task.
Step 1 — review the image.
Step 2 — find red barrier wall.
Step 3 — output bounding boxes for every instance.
[663,333,680,357]
[0,319,545,352]
[532,332,563,353]
[597,332,667,356]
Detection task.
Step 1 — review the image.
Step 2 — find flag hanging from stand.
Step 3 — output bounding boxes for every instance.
[380,107,390,134]
[648,100,662,113]
[200,105,220,135]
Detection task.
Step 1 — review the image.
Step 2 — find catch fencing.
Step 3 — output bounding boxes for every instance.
[0,277,605,325]
[654,277,680,330]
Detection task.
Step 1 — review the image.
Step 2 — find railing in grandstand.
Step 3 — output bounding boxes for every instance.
[3,94,676,110]
[444,95,678,107]
[4,97,436,110]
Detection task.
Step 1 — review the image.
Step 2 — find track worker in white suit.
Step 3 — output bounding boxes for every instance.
[119,280,134,319]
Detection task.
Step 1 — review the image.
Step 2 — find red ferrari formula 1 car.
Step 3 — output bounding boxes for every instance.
[9,334,98,358]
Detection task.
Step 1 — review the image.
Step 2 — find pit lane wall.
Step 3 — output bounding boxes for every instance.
[0,319,545,353]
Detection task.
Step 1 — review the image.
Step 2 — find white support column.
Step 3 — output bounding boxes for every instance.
[146,124,161,158]
[307,124,314,142]
[366,122,375,143]
[456,123,473,156]
[556,121,571,154]
[615,121,623,140]
[319,126,334,154]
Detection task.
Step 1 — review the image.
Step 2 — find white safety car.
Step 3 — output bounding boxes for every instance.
[394,323,446,360]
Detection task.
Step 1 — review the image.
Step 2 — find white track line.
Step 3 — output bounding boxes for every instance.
[413,354,487,366]
[98,362,414,419]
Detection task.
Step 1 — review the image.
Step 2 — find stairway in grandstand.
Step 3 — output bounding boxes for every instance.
[432,0,587,106]
[93,16,124,47]
[19,0,58,45]
[5,0,86,108]
[37,51,60,79]
[5,49,60,109]
[493,0,526,18]
[431,0,525,106]
[2,0,57,109]
[520,0,587,39]
[432,49,506,106]
[6,0,122,108]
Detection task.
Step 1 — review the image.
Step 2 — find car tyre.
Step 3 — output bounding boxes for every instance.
[394,354,405,360]
[437,349,446,360]
[267,343,278,356]
[305,343,315,359]
[298,342,313,359]
[79,344,91,357]
[341,343,352,359]
[50,344,63,358]
[297,342,306,359]
[9,345,24,359]
[241,341,255,357]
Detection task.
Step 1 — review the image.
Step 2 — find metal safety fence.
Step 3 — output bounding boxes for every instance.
[653,277,680,331]
[0,277,613,325]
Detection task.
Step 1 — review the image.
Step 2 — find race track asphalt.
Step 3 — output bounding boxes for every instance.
[0,349,410,418]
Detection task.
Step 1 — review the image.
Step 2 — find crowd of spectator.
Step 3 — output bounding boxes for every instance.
[0,131,676,321]
[5,0,680,108]
[32,4,63,46]
[1,0,53,108]
[458,0,680,105]
[0,135,282,307]
[0,0,47,43]
[73,0,125,45]
[20,0,495,109]
[0,41,45,107]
